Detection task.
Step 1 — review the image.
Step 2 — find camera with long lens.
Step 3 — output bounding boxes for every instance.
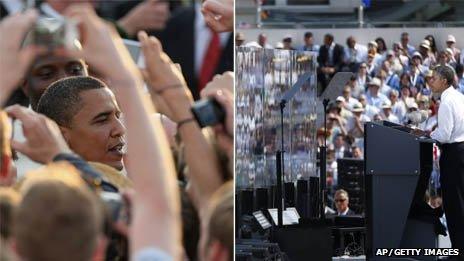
[191,98,226,128]
[27,16,80,50]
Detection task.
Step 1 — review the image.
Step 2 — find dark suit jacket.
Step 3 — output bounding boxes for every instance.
[338,208,356,216]
[1,2,11,19]
[158,6,233,100]
[317,43,345,72]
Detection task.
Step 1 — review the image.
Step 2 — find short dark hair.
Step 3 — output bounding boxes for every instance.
[325,34,334,42]
[37,76,106,127]
[434,65,456,86]
[304,32,313,38]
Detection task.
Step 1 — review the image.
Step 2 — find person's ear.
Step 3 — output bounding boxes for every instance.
[19,78,29,97]
[0,155,12,185]
[59,126,71,144]
[208,240,229,261]
[91,235,108,261]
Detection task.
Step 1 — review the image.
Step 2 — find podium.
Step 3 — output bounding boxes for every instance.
[365,121,440,260]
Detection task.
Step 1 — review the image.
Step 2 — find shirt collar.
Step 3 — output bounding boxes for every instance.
[40,2,64,20]
[441,86,454,99]
[339,208,349,216]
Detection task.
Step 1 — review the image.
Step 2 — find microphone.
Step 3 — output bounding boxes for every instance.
[407,110,428,125]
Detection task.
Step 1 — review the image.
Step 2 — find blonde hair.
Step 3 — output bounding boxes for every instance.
[205,181,233,260]
[0,111,11,167]
[0,188,20,239]
[88,162,133,190]
[14,163,103,261]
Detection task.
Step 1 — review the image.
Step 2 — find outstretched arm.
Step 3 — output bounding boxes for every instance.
[65,4,181,258]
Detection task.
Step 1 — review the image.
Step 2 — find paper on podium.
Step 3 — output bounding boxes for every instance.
[268,207,301,226]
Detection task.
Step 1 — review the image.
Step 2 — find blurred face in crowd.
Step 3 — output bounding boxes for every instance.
[418,101,428,110]
[22,56,88,110]
[368,84,379,96]
[61,88,126,170]
[334,135,344,149]
[342,87,351,99]
[347,37,356,48]
[258,34,267,47]
[367,55,374,64]
[381,61,391,73]
[383,107,391,117]
[283,39,292,50]
[324,35,332,46]
[401,34,409,46]
[389,92,398,103]
[359,64,367,75]
[438,52,449,64]
[419,46,428,57]
[304,35,314,46]
[400,74,410,87]
[446,41,455,48]
[376,39,385,51]
[413,56,422,67]
[401,86,410,98]
[359,95,367,106]
[368,43,377,53]
[335,192,349,213]
[352,147,362,159]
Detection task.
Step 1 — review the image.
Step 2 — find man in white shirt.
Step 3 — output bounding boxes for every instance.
[344,36,367,71]
[429,65,464,253]
[342,86,359,110]
[366,78,389,109]
[380,100,399,124]
[389,89,406,123]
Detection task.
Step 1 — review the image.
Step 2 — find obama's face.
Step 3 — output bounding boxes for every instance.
[62,88,126,170]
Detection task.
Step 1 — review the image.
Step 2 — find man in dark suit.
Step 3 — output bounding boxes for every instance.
[157,2,233,100]
[334,189,356,216]
[317,33,345,92]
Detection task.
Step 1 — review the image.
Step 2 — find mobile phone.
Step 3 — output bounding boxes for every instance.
[191,98,225,128]
[123,39,145,68]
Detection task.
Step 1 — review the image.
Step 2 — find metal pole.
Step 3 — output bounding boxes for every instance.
[358,5,364,28]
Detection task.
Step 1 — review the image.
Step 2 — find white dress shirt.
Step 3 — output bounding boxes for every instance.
[3,0,23,14]
[431,87,464,143]
[194,3,230,76]
[344,44,367,64]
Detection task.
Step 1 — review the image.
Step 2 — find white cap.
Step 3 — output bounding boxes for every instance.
[336,96,345,103]
[408,102,419,110]
[244,41,262,48]
[420,39,430,49]
[381,100,392,109]
[412,51,422,59]
[447,35,456,43]
[368,41,378,48]
[275,42,284,49]
[352,102,364,112]
[386,50,395,56]
[368,77,381,87]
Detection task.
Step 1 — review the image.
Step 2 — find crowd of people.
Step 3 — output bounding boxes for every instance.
[237,31,464,213]
[0,0,234,261]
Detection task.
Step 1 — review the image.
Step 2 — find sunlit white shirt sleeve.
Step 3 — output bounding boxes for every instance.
[431,101,453,143]
[431,87,464,143]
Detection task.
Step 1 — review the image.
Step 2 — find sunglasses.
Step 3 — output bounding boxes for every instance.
[335,198,347,203]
